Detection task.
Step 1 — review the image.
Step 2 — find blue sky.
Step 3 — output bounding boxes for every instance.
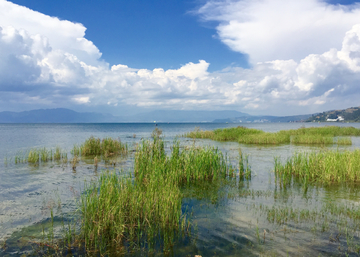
[1,0,360,116]
[10,0,250,71]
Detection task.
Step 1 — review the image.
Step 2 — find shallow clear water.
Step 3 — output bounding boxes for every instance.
[1,122,360,256]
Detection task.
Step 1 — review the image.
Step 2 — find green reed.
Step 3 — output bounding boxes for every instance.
[274,149,360,184]
[239,149,251,180]
[80,136,127,157]
[291,135,333,145]
[28,149,40,164]
[184,125,359,145]
[238,132,290,145]
[336,137,352,145]
[183,126,263,141]
[76,137,236,255]
[280,125,360,137]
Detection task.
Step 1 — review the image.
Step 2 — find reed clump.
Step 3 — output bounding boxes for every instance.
[238,132,290,145]
[336,137,352,145]
[80,136,127,157]
[280,126,360,137]
[78,137,236,255]
[27,147,68,165]
[28,149,40,164]
[291,135,333,145]
[184,125,358,145]
[274,149,360,184]
[135,139,230,185]
[239,149,251,180]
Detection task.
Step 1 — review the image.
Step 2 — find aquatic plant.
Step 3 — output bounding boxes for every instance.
[291,135,333,145]
[238,132,290,145]
[336,137,352,145]
[239,149,251,180]
[151,127,163,138]
[183,125,359,146]
[28,149,40,164]
[80,136,127,157]
[71,144,81,157]
[76,137,236,255]
[274,149,360,184]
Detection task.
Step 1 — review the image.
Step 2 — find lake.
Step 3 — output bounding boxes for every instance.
[1,122,360,256]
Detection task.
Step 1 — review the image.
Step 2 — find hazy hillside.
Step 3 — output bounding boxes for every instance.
[0,108,117,123]
[306,106,360,122]
[0,109,250,123]
[213,114,312,123]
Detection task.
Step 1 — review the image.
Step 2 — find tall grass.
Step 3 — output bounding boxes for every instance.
[80,136,127,157]
[274,149,360,184]
[291,135,333,145]
[239,149,251,180]
[184,125,358,145]
[183,126,263,141]
[27,147,68,165]
[77,137,237,255]
[238,132,290,145]
[280,126,360,137]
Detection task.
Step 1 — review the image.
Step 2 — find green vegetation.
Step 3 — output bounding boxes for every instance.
[8,137,127,166]
[65,137,240,255]
[306,106,360,122]
[274,149,360,184]
[238,132,290,145]
[291,135,333,145]
[80,136,128,157]
[27,147,67,164]
[184,125,359,145]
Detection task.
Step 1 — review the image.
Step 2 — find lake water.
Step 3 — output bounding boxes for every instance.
[1,122,360,256]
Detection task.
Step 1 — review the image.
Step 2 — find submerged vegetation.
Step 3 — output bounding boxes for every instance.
[184,125,360,145]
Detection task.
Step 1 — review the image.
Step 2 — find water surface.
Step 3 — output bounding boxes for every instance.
[1,122,360,256]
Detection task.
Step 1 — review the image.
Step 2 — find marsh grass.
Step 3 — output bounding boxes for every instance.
[80,136,127,158]
[53,146,67,161]
[336,137,352,145]
[291,135,333,145]
[239,133,290,145]
[26,147,68,165]
[14,150,27,164]
[281,126,360,137]
[184,125,359,145]
[10,137,127,166]
[28,149,40,164]
[239,149,251,180]
[274,149,360,184]
[66,137,240,255]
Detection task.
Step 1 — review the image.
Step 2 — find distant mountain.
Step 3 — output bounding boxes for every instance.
[0,108,316,123]
[0,108,250,123]
[213,114,312,123]
[123,110,249,122]
[0,108,118,123]
[306,106,360,122]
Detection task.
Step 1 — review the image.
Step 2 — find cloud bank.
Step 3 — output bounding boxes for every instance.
[197,0,360,64]
[1,0,360,115]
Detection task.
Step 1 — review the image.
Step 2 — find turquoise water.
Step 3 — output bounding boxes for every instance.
[1,122,360,256]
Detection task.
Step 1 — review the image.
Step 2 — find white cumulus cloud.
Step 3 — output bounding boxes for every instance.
[197,0,360,64]
[1,0,360,116]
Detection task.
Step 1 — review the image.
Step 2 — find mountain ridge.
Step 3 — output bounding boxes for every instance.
[306,106,360,122]
[0,108,249,123]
